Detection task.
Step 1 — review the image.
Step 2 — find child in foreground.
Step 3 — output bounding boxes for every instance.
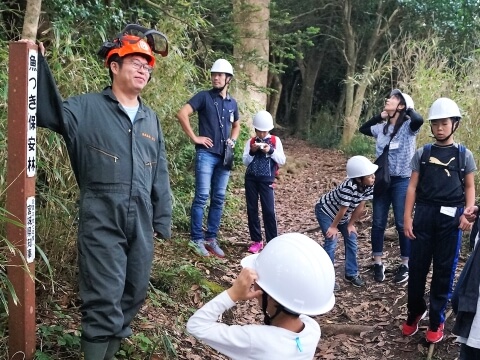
[187,233,335,359]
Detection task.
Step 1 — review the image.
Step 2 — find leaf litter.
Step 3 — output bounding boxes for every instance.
[35,136,468,359]
[179,136,466,359]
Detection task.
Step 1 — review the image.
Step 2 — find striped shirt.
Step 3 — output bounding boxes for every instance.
[317,178,373,224]
[370,119,419,177]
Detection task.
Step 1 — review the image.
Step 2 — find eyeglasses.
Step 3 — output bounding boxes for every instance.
[125,60,154,74]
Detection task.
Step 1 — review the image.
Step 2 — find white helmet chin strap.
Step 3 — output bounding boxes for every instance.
[213,75,232,93]
[388,103,405,120]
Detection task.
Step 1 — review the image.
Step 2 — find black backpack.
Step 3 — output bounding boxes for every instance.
[419,143,466,186]
[420,143,474,248]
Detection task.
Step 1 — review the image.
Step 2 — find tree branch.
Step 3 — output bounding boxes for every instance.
[290,3,335,21]
[142,0,192,25]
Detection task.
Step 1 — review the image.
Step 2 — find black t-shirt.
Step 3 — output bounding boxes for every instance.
[416,145,465,207]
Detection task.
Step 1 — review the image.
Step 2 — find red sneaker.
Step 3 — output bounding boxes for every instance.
[426,323,444,343]
[402,310,427,336]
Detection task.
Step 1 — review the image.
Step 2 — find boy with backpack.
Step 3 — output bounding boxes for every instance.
[402,98,476,343]
[242,111,286,253]
[315,155,378,288]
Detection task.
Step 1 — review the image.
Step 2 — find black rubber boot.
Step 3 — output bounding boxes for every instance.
[81,339,108,360]
[104,338,122,359]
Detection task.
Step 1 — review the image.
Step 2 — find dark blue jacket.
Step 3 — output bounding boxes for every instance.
[452,225,480,338]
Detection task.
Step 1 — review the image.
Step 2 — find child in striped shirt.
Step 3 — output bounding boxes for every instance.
[315,156,377,288]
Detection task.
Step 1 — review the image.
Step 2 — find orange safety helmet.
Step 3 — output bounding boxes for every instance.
[104,34,155,67]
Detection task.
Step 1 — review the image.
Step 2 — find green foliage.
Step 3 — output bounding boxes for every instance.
[308,103,375,157]
[0,3,235,357]
[42,0,159,42]
[118,331,177,360]
[35,324,81,358]
[152,260,203,295]
[0,297,8,353]
[392,37,480,177]
[401,0,480,51]
[309,105,341,148]
[269,0,321,64]
[2,0,480,358]
[150,252,224,302]
[341,134,376,158]
[120,332,154,357]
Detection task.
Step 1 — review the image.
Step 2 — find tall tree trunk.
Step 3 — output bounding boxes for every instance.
[233,0,270,129]
[22,0,42,40]
[282,71,300,130]
[294,46,324,137]
[341,0,358,146]
[341,0,400,146]
[267,71,282,127]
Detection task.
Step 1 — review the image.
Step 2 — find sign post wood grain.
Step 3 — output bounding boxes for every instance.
[7,41,37,360]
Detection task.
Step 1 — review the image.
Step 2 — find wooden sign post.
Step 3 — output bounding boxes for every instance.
[7,41,38,360]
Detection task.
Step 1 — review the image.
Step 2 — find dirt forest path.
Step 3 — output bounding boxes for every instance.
[182,136,465,360]
[32,136,470,360]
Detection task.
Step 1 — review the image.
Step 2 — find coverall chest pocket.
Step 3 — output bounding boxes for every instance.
[86,145,120,184]
[144,161,157,187]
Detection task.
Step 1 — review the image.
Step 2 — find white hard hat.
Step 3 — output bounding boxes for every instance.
[241,233,335,315]
[390,89,414,110]
[346,155,378,178]
[428,97,462,120]
[253,110,274,131]
[402,93,414,110]
[210,59,234,76]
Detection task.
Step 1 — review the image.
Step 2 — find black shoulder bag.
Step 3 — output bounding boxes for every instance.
[373,127,398,197]
[212,94,234,170]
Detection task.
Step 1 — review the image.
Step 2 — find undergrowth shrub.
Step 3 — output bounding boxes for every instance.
[342,133,376,158]
[309,105,341,148]
[393,37,480,184]
[0,7,247,358]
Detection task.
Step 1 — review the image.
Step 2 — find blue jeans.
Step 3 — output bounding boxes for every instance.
[315,204,359,277]
[371,176,410,259]
[191,150,230,241]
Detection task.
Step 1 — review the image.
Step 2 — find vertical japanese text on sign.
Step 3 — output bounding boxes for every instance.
[26,50,37,178]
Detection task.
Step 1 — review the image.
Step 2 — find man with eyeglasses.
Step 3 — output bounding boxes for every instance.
[176,59,240,258]
[24,25,172,359]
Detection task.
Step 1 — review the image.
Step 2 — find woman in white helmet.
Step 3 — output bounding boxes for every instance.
[242,110,286,254]
[186,233,335,359]
[315,155,377,289]
[359,89,424,284]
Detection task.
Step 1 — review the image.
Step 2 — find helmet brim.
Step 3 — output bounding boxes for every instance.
[389,89,406,104]
[240,254,259,269]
